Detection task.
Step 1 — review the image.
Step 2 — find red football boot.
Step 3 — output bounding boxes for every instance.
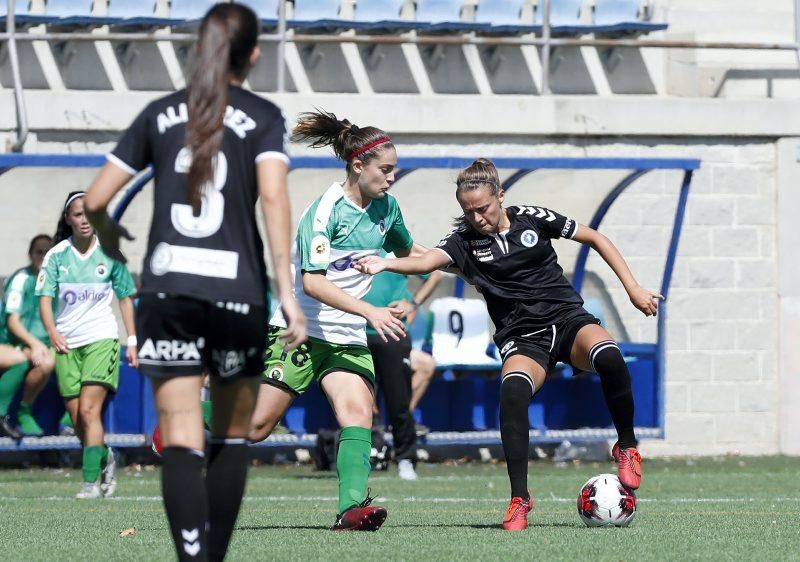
[612,442,642,490]
[502,494,533,531]
[332,493,387,531]
[151,425,164,456]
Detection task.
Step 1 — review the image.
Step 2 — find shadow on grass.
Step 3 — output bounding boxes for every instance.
[237,522,577,531]
[237,525,330,531]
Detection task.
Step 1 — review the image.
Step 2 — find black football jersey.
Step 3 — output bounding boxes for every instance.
[435,205,583,337]
[108,85,288,305]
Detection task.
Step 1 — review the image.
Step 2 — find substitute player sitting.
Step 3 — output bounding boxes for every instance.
[356,158,661,531]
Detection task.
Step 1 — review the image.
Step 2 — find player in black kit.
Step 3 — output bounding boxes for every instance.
[357,158,661,531]
[83,4,306,560]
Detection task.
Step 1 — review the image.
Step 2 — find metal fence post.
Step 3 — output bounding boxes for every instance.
[541,0,551,95]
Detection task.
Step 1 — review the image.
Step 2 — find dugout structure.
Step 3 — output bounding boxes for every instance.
[0,154,698,451]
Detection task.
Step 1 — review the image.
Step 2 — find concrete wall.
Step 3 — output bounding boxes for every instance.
[0,134,791,456]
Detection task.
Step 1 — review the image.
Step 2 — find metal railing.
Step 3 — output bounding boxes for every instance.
[4,0,800,150]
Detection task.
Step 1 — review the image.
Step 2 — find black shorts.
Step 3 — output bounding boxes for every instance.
[366,334,413,381]
[136,293,267,381]
[494,306,601,373]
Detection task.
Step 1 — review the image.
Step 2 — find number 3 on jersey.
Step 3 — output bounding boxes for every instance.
[171,147,227,238]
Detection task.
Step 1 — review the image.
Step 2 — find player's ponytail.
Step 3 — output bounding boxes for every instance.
[453,158,502,228]
[292,109,393,171]
[54,191,85,244]
[186,3,258,211]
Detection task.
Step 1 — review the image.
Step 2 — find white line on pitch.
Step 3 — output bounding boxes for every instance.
[1,496,799,503]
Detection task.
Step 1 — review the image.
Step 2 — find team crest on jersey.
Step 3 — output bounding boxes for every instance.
[268,364,284,382]
[310,235,330,265]
[500,340,517,356]
[95,263,107,277]
[378,218,386,235]
[520,230,539,248]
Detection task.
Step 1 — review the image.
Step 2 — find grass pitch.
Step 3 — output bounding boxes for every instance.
[0,456,798,561]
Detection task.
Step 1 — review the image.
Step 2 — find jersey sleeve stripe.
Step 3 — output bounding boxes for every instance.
[106,153,139,176]
[433,247,454,265]
[255,151,290,166]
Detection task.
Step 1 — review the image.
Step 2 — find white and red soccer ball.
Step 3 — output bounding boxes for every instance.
[577,473,637,527]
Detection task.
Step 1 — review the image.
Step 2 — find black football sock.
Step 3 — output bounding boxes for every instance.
[161,447,208,561]
[499,373,535,499]
[590,341,637,449]
[206,437,250,562]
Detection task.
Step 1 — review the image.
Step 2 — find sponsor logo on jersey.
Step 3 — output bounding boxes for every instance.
[268,364,284,381]
[95,263,107,277]
[378,218,386,235]
[331,255,355,272]
[35,271,46,291]
[62,288,109,306]
[468,238,492,247]
[150,243,173,276]
[310,235,330,265]
[473,248,494,262]
[520,230,539,248]
[6,292,22,310]
[138,338,202,362]
[561,218,574,238]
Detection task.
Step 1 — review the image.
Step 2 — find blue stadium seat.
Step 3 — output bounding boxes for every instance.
[289,0,362,32]
[235,0,280,28]
[170,0,219,22]
[476,0,540,35]
[415,0,489,33]
[353,0,421,32]
[108,0,172,28]
[548,0,594,34]
[593,0,667,34]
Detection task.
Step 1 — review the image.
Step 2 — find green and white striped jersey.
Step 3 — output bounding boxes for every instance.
[270,183,413,346]
[35,237,136,349]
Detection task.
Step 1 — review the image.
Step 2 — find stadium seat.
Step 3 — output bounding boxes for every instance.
[289,0,362,32]
[353,0,421,32]
[548,0,594,34]
[415,0,489,34]
[592,0,667,34]
[235,0,280,28]
[108,0,173,28]
[476,0,540,35]
[169,0,219,23]
[428,297,502,370]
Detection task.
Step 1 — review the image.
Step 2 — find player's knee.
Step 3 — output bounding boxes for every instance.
[590,341,627,374]
[589,342,631,393]
[336,402,373,427]
[40,355,56,373]
[500,372,535,408]
[249,417,278,443]
[78,402,100,423]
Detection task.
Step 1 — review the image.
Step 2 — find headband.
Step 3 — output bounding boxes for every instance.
[64,192,86,211]
[347,137,391,161]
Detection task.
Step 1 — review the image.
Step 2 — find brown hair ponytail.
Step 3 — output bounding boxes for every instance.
[453,158,502,228]
[186,3,258,210]
[292,109,393,171]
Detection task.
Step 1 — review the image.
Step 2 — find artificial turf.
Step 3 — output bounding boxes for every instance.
[0,456,798,560]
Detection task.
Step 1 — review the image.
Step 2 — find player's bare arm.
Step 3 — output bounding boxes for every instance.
[258,158,307,350]
[572,224,663,317]
[302,270,405,343]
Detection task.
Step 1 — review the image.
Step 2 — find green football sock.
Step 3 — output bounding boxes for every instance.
[201,400,213,430]
[17,402,44,435]
[336,426,372,514]
[0,361,29,415]
[83,445,104,483]
[59,411,73,428]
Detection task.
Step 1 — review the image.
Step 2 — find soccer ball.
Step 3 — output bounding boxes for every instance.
[577,473,636,527]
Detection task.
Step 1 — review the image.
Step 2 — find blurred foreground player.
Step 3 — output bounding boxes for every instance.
[84,3,306,560]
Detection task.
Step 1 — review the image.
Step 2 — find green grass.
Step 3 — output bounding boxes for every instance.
[1,456,799,561]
